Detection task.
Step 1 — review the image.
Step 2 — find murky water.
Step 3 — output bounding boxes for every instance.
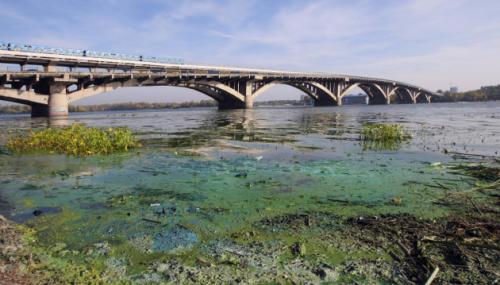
[0,101,499,281]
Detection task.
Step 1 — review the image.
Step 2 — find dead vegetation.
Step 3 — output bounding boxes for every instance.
[350,214,499,284]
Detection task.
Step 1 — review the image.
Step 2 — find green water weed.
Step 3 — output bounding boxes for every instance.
[7,124,140,156]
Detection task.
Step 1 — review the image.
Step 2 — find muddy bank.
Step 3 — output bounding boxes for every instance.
[0,215,36,285]
[1,209,498,284]
[347,214,499,284]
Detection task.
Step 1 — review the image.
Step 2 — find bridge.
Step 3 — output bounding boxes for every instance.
[0,43,438,117]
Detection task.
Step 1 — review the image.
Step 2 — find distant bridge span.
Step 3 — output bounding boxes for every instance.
[0,44,438,117]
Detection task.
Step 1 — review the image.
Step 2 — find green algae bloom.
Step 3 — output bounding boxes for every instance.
[7,123,140,156]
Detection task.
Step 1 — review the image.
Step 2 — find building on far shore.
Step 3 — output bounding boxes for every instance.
[342,93,368,105]
[450,86,459,94]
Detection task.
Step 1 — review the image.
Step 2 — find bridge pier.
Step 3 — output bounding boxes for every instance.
[245,94,254,109]
[314,99,338,107]
[218,95,254,110]
[311,93,338,107]
[31,103,49,117]
[47,84,69,117]
[30,84,68,118]
[218,100,246,110]
[368,95,390,105]
[217,81,254,110]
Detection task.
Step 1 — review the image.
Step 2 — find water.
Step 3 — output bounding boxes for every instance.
[0,101,498,281]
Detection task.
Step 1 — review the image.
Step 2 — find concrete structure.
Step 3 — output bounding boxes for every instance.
[0,46,438,117]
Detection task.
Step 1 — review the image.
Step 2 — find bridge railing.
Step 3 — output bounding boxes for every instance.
[0,42,185,65]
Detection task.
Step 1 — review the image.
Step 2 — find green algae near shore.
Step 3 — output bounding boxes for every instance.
[0,103,499,284]
[2,159,498,284]
[0,152,490,284]
[6,124,140,156]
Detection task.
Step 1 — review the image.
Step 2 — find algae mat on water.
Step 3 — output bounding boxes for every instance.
[1,148,497,284]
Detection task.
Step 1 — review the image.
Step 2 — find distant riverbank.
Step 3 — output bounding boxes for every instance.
[0,100,309,115]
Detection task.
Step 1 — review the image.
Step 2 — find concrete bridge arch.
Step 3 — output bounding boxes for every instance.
[251,80,337,106]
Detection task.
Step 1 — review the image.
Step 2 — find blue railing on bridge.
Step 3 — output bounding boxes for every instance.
[0,42,184,65]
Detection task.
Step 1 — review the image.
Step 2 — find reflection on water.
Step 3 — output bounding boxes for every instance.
[0,101,498,281]
[361,139,405,151]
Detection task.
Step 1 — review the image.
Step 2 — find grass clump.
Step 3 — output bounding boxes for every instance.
[7,123,140,156]
[361,123,409,142]
[361,123,410,151]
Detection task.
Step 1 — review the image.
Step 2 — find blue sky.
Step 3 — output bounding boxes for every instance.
[1,0,500,103]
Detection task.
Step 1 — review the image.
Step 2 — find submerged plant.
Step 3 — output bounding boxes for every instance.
[361,123,411,151]
[6,123,141,156]
[451,164,500,182]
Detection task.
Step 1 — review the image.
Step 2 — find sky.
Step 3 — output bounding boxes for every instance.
[1,0,500,104]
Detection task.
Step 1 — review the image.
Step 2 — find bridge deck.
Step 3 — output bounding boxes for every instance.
[0,50,432,94]
[0,46,438,117]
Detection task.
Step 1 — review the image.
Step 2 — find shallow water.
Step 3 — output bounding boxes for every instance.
[0,101,499,280]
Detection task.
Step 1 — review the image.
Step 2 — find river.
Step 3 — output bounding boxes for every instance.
[0,101,498,284]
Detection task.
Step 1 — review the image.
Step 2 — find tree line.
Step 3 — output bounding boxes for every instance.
[432,85,500,102]
[68,100,217,112]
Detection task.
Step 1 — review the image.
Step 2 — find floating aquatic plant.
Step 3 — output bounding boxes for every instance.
[7,123,140,156]
[361,123,411,151]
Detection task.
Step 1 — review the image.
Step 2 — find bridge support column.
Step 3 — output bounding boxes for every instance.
[218,81,254,110]
[31,103,49,117]
[44,64,58,73]
[48,84,68,117]
[218,100,246,110]
[29,83,69,118]
[245,94,254,109]
[314,98,337,106]
[245,82,254,109]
